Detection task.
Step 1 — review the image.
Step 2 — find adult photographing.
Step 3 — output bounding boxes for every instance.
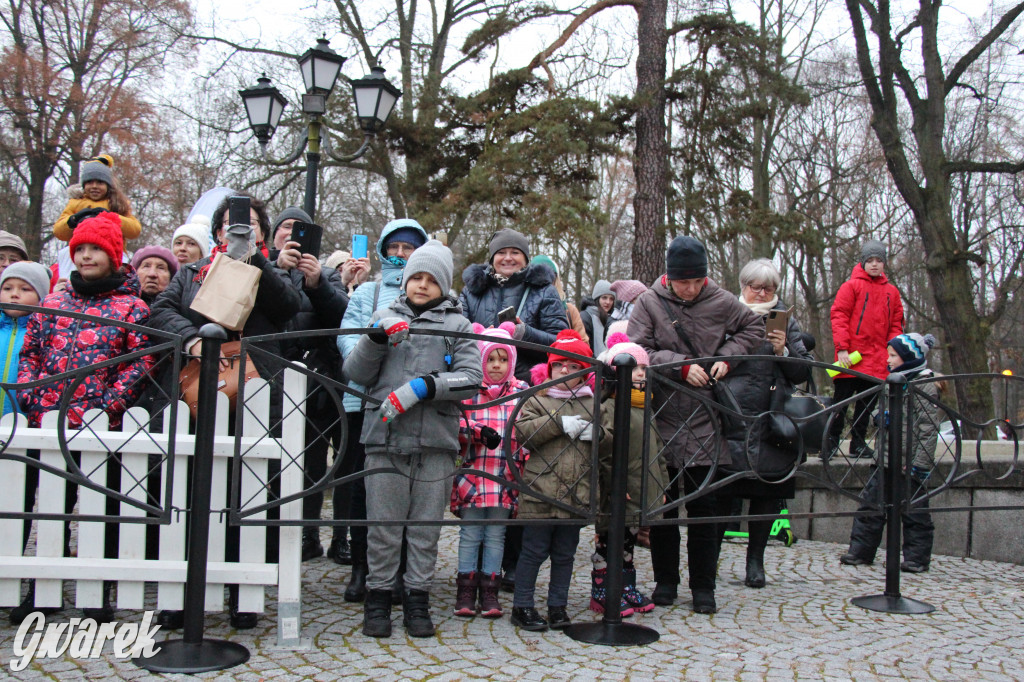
[627,235,763,614]
[335,218,428,600]
[459,228,568,381]
[718,258,812,589]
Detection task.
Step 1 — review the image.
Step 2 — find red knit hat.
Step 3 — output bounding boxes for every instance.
[547,329,593,374]
[69,211,124,269]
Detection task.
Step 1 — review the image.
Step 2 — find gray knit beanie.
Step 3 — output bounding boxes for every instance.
[1,261,51,302]
[860,239,887,266]
[272,207,313,241]
[591,279,615,300]
[80,156,114,186]
[402,239,454,295]
[488,228,530,265]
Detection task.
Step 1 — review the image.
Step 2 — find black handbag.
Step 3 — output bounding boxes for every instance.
[658,297,745,432]
[767,372,832,453]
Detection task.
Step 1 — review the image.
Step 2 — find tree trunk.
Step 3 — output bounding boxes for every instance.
[631,0,668,285]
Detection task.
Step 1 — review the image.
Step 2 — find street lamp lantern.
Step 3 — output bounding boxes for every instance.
[351,66,402,134]
[298,38,346,96]
[238,75,288,144]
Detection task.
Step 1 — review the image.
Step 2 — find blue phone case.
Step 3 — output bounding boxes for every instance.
[352,234,368,259]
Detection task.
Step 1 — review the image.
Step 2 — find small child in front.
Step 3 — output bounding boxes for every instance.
[840,332,942,573]
[0,262,49,416]
[344,239,482,638]
[512,329,609,632]
[450,322,529,618]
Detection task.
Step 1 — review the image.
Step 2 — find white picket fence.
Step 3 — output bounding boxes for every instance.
[0,369,308,646]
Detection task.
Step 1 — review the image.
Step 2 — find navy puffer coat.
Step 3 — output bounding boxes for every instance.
[458,262,568,381]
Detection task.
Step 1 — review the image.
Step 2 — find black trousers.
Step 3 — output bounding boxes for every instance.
[338,410,368,562]
[649,465,728,591]
[848,466,934,565]
[829,377,879,452]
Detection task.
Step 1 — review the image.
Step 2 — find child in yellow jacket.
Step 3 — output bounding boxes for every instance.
[53,155,141,241]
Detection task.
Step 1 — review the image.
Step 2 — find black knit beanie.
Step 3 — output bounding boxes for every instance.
[666,236,708,280]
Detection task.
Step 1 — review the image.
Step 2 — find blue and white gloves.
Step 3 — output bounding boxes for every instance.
[380,376,436,423]
[371,316,410,347]
[561,415,595,441]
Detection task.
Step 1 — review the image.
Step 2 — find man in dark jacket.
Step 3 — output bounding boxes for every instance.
[627,235,763,615]
[275,232,350,561]
[459,228,568,381]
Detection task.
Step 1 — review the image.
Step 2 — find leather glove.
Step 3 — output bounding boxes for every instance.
[380,376,436,423]
[561,415,591,440]
[371,316,410,347]
[478,425,502,449]
[66,207,105,231]
[225,223,254,260]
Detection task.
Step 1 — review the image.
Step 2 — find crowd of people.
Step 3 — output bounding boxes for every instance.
[0,154,942,639]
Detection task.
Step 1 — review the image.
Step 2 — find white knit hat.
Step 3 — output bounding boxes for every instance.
[172,221,212,259]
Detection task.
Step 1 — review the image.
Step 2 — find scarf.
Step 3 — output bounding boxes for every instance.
[545,384,595,400]
[630,389,646,408]
[740,293,779,317]
[489,266,528,287]
[70,270,126,296]
[194,242,270,283]
[483,381,514,401]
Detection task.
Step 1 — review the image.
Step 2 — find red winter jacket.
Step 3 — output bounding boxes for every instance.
[830,263,904,380]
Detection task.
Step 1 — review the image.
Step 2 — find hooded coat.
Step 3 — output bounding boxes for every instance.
[627,275,764,469]
[458,262,568,381]
[830,263,904,380]
[337,219,429,413]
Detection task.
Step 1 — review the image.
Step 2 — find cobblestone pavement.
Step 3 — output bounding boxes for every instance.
[2,525,1023,681]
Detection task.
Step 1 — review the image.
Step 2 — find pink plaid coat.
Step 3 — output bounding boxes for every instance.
[450,380,529,516]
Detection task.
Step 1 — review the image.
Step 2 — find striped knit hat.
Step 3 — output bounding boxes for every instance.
[888,333,936,373]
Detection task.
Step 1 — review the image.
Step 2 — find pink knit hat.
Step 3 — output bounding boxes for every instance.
[473,322,518,386]
[610,279,647,303]
[605,332,649,366]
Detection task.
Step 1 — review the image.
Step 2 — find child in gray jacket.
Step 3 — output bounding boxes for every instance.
[344,239,482,638]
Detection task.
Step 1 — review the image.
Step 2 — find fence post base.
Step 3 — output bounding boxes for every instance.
[565,621,660,646]
[851,594,934,614]
[137,639,251,673]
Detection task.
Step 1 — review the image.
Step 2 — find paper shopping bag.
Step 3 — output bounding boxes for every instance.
[189,252,261,331]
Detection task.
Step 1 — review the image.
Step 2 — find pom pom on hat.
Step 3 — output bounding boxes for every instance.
[80,155,114,186]
[606,340,650,367]
[605,332,631,349]
[69,211,124,270]
[546,329,593,374]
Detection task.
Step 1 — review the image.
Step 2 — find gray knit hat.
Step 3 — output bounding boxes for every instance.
[488,228,530,265]
[860,239,887,266]
[80,155,114,186]
[272,207,313,241]
[0,231,28,260]
[402,239,454,295]
[1,261,51,302]
[591,279,615,300]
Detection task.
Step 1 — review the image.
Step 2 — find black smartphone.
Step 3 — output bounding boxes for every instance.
[228,196,250,228]
[497,306,517,324]
[292,221,323,259]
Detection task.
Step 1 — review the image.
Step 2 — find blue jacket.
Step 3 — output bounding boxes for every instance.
[0,312,28,416]
[337,219,429,413]
[458,262,568,381]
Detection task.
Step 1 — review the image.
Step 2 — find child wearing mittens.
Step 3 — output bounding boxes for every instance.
[343,239,482,639]
[511,329,610,632]
[450,321,529,618]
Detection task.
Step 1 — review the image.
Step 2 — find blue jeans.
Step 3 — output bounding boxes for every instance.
[457,506,510,574]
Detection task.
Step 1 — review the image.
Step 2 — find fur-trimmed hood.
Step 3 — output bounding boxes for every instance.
[462,262,556,296]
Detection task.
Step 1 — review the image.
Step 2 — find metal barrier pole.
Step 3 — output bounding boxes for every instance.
[139,324,251,672]
[567,353,659,645]
[852,372,933,614]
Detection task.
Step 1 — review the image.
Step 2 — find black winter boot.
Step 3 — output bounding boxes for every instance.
[344,563,368,603]
[402,589,436,637]
[302,528,324,561]
[9,581,62,624]
[83,581,115,623]
[362,589,392,637]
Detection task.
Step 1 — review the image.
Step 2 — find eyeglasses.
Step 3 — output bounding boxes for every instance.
[747,283,777,294]
[0,255,22,265]
[550,360,585,373]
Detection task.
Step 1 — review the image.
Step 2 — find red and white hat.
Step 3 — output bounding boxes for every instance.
[546,329,593,374]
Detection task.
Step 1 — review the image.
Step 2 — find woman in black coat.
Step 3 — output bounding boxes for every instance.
[719,258,812,589]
